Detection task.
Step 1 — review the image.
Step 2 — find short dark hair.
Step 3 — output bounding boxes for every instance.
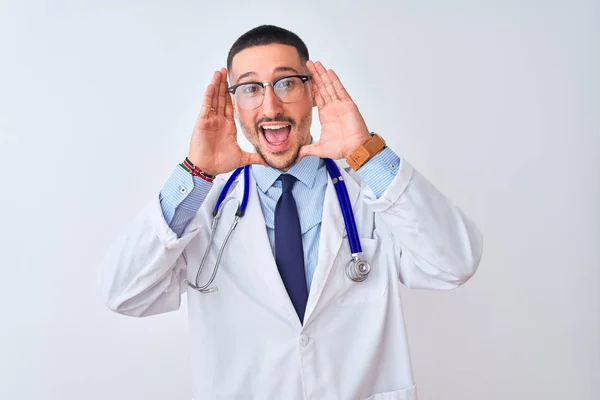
[226,25,310,73]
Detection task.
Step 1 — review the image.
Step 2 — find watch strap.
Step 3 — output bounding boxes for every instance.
[346,133,386,171]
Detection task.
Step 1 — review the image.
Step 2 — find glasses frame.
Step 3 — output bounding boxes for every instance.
[228,75,311,110]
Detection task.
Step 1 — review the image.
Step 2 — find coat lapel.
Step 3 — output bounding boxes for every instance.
[233,170,302,327]
[304,161,362,323]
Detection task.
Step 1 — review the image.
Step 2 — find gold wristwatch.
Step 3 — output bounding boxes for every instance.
[346,133,386,171]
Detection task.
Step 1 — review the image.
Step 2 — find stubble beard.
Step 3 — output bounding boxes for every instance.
[240,112,312,171]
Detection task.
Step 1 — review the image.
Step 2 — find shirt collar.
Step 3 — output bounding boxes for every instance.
[252,154,321,193]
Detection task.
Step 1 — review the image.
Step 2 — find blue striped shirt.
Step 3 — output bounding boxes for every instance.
[159,147,400,290]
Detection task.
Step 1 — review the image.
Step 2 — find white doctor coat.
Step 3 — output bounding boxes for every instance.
[99,158,483,400]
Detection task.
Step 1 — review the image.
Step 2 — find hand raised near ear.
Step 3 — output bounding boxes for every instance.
[189,68,267,176]
[299,61,371,162]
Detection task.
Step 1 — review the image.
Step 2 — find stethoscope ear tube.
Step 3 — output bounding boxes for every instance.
[188,166,250,293]
[186,196,242,293]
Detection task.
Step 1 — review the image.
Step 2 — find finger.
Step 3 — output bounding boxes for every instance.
[311,78,325,109]
[210,71,220,113]
[314,61,339,101]
[225,90,235,120]
[327,69,353,102]
[306,59,317,76]
[307,60,332,103]
[298,143,324,160]
[217,68,228,116]
[222,68,234,120]
[198,84,216,119]
[307,61,331,104]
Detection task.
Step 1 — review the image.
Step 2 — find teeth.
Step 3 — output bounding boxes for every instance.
[262,125,290,130]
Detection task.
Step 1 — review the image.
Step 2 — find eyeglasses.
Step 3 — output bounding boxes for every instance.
[228,75,311,110]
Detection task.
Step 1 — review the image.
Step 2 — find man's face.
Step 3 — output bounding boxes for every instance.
[229,43,313,171]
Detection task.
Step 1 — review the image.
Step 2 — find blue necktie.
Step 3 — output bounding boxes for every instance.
[275,174,308,324]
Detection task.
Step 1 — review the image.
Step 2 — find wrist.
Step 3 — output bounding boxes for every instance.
[345,131,373,158]
[186,153,218,176]
[181,157,216,183]
[346,133,386,171]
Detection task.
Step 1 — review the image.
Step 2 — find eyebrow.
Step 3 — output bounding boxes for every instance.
[236,66,300,83]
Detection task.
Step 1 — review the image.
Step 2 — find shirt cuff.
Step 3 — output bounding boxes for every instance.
[159,165,212,235]
[356,147,401,198]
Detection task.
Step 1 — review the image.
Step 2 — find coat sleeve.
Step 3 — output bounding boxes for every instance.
[361,159,483,290]
[97,185,217,317]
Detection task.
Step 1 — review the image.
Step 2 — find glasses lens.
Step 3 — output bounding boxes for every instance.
[235,83,264,110]
[274,77,304,103]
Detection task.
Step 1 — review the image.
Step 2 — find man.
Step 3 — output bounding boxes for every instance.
[99,25,483,399]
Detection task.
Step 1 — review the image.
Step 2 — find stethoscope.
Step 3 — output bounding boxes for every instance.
[184,159,371,293]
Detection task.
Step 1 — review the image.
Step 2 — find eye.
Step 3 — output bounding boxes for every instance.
[241,84,261,95]
[275,78,296,90]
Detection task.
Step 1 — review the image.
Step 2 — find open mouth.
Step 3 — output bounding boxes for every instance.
[260,123,292,148]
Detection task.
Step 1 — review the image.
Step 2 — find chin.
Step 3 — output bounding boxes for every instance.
[261,147,300,171]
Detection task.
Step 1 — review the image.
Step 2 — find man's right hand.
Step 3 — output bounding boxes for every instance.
[188,68,267,176]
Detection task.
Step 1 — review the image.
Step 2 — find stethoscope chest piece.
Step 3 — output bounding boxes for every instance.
[346,253,371,282]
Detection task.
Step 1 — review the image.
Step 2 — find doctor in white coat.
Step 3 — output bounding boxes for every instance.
[99,25,483,400]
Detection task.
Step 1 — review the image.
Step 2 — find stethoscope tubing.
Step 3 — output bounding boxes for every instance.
[215,165,252,217]
[241,165,250,215]
[324,159,362,254]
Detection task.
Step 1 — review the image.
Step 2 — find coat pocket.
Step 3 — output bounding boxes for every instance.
[335,238,388,307]
[364,385,417,400]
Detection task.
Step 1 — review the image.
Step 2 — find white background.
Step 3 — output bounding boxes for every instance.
[1,0,598,399]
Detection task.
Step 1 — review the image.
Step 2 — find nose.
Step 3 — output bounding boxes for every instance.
[260,85,284,117]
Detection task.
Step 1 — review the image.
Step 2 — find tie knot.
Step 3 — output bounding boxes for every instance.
[279,174,297,193]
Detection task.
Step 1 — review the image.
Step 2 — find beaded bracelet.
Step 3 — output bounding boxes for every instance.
[181,157,215,183]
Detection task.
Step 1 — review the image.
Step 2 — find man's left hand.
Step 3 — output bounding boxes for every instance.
[298,61,372,161]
